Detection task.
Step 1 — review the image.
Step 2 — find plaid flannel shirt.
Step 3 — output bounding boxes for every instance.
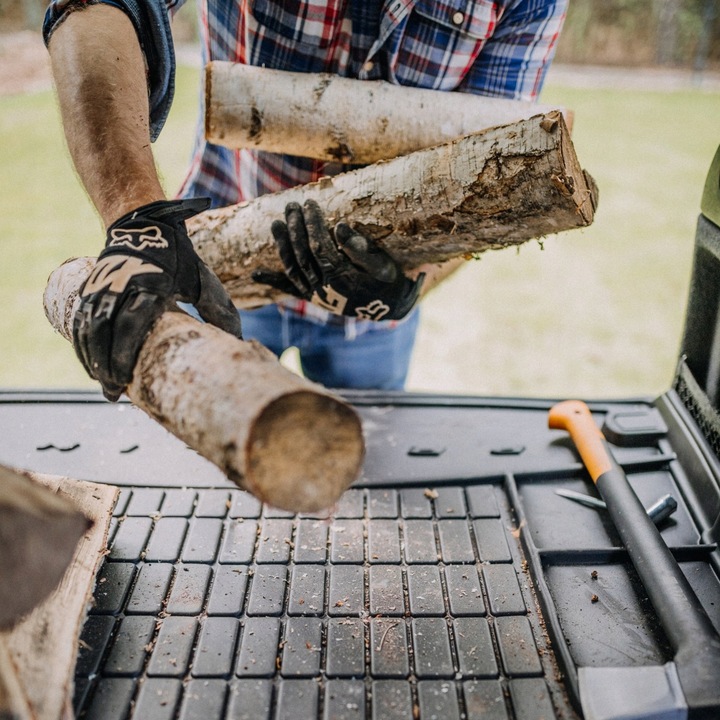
[44,0,567,330]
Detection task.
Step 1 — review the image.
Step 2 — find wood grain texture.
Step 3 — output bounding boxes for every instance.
[0,637,32,720]
[0,466,91,631]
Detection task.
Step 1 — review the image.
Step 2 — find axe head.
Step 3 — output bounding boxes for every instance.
[579,663,688,720]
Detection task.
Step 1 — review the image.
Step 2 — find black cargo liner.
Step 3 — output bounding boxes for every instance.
[1,387,719,720]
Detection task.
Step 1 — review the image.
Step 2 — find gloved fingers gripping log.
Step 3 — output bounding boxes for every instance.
[71,198,242,402]
[51,113,597,330]
[58,196,414,512]
[184,112,597,309]
[252,199,424,321]
[45,209,365,514]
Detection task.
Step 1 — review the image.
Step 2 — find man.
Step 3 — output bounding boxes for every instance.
[43,0,567,399]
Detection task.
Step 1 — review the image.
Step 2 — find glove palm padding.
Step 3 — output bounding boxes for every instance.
[254,200,424,321]
[73,198,242,401]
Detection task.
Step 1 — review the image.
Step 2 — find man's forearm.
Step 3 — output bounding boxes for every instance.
[48,4,165,228]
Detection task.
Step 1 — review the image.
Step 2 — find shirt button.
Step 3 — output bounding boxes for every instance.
[451,10,464,26]
[362,60,375,73]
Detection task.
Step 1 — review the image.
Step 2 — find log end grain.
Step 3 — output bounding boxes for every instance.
[0,510,88,629]
[2,474,117,720]
[0,466,92,631]
[244,390,364,513]
[128,314,366,513]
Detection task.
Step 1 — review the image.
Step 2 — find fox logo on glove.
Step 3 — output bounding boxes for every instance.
[312,285,348,315]
[355,299,391,321]
[109,225,168,251]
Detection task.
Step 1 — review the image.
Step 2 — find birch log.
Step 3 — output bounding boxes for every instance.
[0,464,91,630]
[1,474,117,720]
[206,63,573,163]
[189,111,597,307]
[44,258,364,513]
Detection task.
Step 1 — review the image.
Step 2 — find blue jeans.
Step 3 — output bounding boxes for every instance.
[239,305,420,390]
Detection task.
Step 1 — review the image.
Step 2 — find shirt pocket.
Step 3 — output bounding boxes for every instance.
[250,0,346,50]
[392,0,498,89]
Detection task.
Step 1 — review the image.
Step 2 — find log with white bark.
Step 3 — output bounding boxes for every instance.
[44,259,364,513]
[205,63,573,163]
[0,464,91,631]
[189,111,597,307]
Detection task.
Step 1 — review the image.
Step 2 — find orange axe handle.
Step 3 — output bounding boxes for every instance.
[548,399,614,482]
[548,398,720,715]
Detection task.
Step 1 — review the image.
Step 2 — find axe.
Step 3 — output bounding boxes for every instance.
[549,400,720,720]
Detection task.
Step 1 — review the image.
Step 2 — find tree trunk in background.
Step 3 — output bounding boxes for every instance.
[655,0,681,66]
[694,0,717,73]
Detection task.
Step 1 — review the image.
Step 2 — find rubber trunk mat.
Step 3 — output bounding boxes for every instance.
[2,390,719,718]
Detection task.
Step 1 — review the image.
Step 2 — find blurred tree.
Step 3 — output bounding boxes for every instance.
[655,0,681,65]
[554,0,719,69]
[23,0,39,27]
[0,0,717,69]
[693,0,717,72]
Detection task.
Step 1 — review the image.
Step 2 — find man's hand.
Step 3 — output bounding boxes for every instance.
[253,200,424,321]
[73,198,242,401]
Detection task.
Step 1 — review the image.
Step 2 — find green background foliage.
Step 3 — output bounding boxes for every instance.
[4,0,718,69]
[1,0,719,396]
[555,0,719,69]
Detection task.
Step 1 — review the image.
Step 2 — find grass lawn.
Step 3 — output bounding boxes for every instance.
[412,80,720,398]
[0,64,203,390]
[0,63,718,398]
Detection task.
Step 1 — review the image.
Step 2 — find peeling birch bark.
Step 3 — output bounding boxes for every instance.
[188,112,598,307]
[44,260,365,513]
[205,63,573,163]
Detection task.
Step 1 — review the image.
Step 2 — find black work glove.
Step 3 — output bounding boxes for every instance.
[253,199,424,321]
[73,198,242,402]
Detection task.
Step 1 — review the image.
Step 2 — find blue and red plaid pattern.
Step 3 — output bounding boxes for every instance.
[179,0,567,209]
[181,0,567,325]
[44,0,567,327]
